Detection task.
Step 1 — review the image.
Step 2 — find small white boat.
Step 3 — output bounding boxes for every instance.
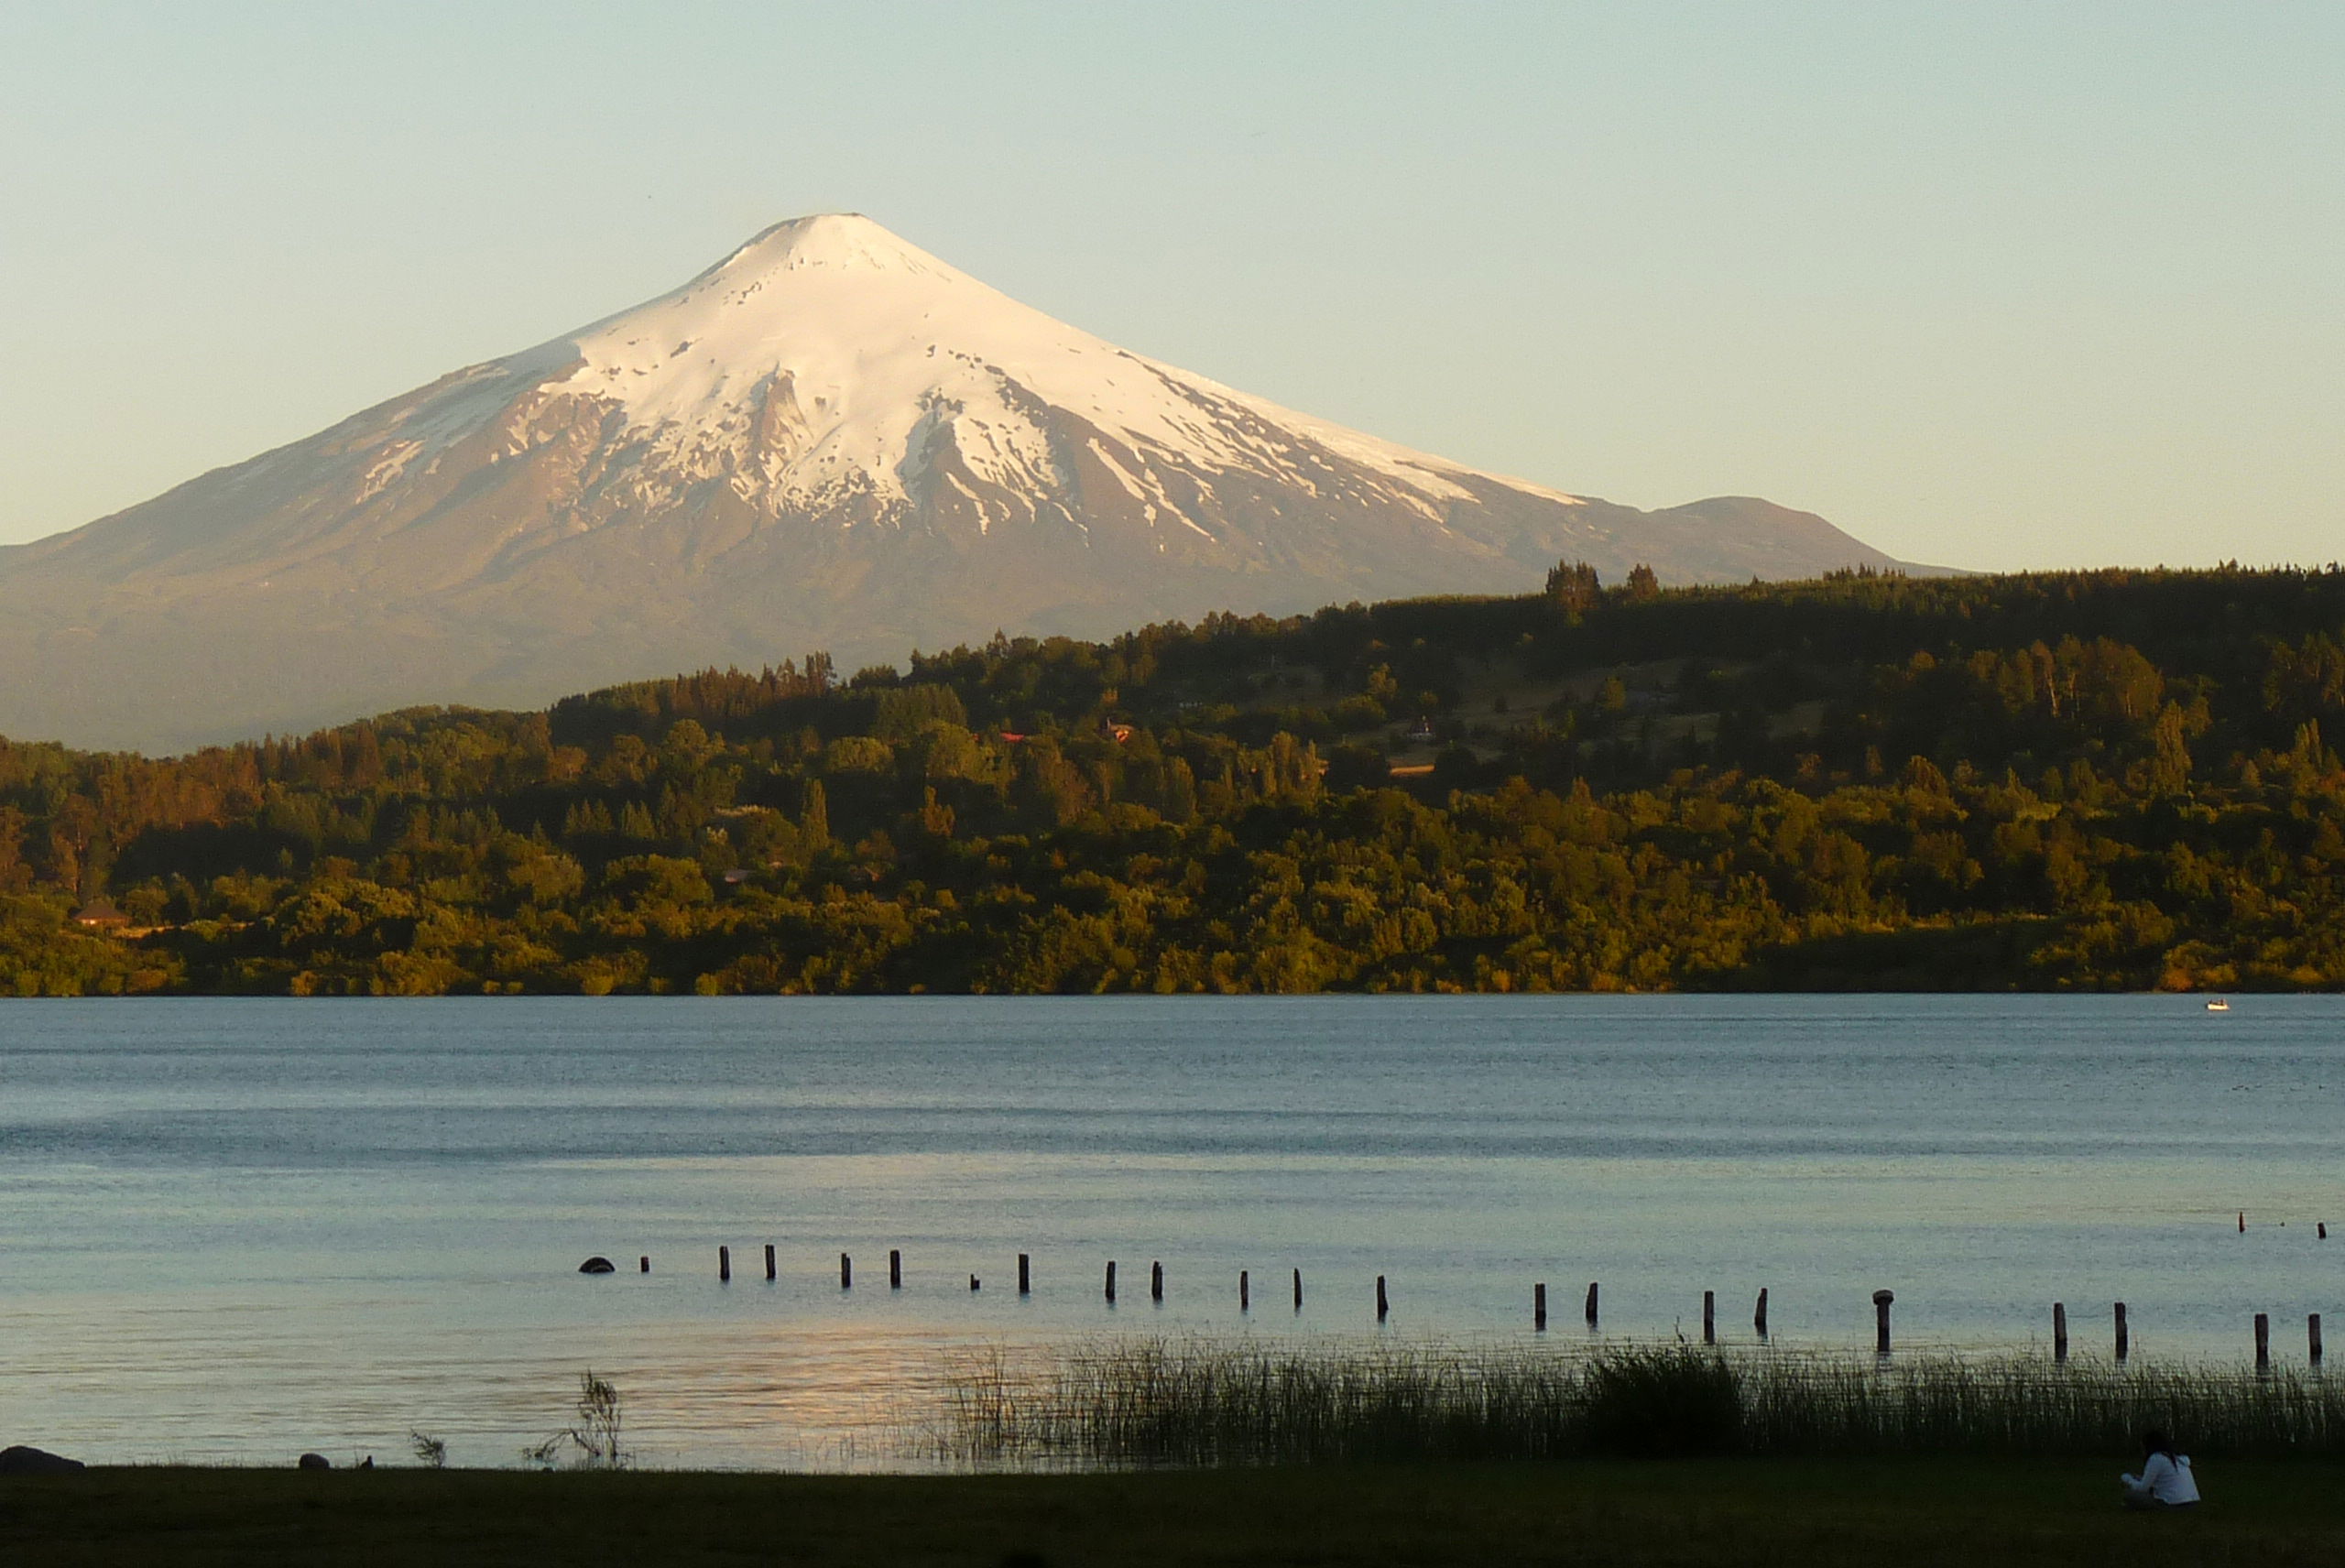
[2205,997,2230,1012]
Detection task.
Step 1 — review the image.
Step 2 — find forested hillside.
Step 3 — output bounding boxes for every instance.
[5,565,2343,995]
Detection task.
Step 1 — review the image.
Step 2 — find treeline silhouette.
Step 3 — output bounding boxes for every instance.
[4,565,2341,995]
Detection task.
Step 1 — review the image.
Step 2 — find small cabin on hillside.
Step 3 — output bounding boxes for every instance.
[71,899,130,932]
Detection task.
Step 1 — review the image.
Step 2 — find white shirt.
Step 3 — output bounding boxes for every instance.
[2122,1452,2200,1506]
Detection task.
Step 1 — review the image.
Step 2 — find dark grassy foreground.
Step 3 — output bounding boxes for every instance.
[4,1459,2344,1567]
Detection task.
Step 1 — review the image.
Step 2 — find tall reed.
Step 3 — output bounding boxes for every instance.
[936,1338,2343,1467]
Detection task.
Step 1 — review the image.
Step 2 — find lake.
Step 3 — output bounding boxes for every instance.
[1,995,2339,1468]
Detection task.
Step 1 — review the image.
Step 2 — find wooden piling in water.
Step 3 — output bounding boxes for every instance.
[1151,1261,1163,1303]
[970,1273,981,1291]
[765,1244,776,1281]
[2115,1301,2129,1362]
[1292,1268,1303,1312]
[638,1256,649,1274]
[1703,1290,1716,1345]
[1018,1253,1030,1295]
[2053,1301,2067,1362]
[2240,1211,2247,1233]
[1534,1282,1547,1332]
[1106,1260,1117,1303]
[889,1249,902,1290]
[2256,1312,2271,1369]
[2311,1313,2324,1366]
[1754,1288,1769,1338]
[840,1253,851,1290]
[1586,1281,1599,1328]
[2320,1223,2329,1240]
[719,1246,730,1283]
[1240,1269,1250,1312]
[1376,1275,1389,1323]
[1873,1289,1894,1356]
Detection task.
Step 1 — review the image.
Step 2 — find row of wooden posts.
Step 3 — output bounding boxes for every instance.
[687,1249,2325,1366]
[1977,1296,2322,1369]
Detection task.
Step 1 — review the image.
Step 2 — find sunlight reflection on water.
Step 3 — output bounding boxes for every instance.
[2,995,2339,1466]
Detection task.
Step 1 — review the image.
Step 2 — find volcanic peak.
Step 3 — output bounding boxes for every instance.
[700,212,954,281]
[513,212,1520,525]
[0,211,1920,753]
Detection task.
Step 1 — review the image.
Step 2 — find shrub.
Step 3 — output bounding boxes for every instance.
[1580,1345,1742,1457]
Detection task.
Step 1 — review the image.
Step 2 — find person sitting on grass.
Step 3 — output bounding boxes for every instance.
[2120,1429,2200,1510]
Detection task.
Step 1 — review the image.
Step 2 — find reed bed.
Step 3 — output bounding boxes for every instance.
[936,1338,2345,1467]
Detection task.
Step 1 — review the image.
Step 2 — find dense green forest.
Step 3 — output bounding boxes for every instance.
[5,565,2344,996]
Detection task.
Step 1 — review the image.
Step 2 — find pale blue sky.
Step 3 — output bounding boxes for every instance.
[2,2,2338,568]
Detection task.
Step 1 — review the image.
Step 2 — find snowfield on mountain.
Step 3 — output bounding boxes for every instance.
[0,214,1917,752]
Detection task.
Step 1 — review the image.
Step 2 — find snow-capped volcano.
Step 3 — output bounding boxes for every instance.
[0,213,1914,752]
[547,212,1532,525]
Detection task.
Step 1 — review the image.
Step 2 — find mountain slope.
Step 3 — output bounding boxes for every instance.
[0,214,1921,752]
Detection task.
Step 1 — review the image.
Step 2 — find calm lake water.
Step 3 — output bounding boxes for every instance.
[1,995,2340,1468]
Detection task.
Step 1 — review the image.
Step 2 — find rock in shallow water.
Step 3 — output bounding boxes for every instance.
[578,1256,616,1274]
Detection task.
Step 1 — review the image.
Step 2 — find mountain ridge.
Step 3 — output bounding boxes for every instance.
[0,214,1926,753]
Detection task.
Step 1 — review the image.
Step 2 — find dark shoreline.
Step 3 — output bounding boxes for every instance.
[7,1458,2343,1566]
